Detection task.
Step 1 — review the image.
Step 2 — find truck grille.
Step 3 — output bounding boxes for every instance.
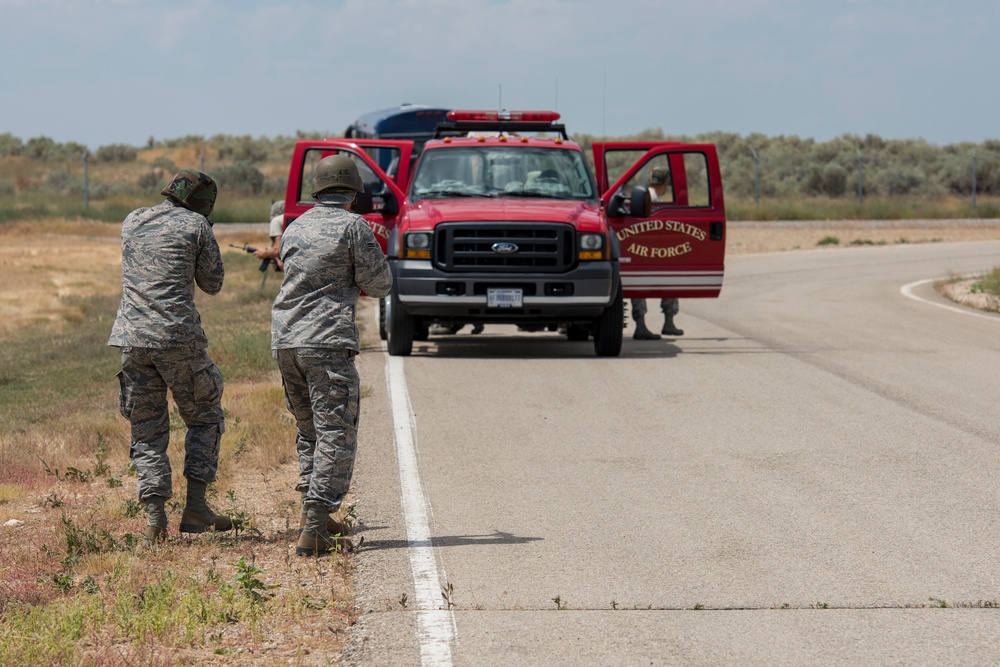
[434,223,575,273]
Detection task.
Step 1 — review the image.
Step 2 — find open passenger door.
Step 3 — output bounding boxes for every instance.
[283,138,413,255]
[593,142,726,299]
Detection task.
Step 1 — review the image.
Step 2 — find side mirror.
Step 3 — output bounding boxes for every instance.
[381,191,399,217]
[354,188,375,214]
[629,185,652,218]
[606,190,627,218]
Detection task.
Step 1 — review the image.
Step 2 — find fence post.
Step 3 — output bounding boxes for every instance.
[972,148,977,210]
[856,147,863,207]
[751,147,760,204]
[83,150,89,210]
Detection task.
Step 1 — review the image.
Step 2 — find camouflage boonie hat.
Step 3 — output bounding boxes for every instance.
[311,154,364,198]
[161,169,218,217]
[649,168,667,186]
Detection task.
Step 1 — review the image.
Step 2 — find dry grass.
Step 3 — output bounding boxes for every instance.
[0,219,366,665]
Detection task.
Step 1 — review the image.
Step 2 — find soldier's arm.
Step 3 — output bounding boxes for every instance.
[195,221,225,295]
[351,219,392,299]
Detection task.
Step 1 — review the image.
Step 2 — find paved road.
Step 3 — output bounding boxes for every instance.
[345,241,1000,666]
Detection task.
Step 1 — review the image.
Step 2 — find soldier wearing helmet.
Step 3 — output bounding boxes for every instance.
[108,169,233,544]
[271,153,392,556]
[632,165,684,340]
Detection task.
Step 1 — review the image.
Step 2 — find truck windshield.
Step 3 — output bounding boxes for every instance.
[409,146,596,202]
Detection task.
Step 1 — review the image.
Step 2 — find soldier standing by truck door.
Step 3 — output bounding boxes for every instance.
[108,169,233,544]
[271,154,392,556]
[632,167,684,340]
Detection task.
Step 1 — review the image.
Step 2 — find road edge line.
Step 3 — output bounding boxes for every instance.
[900,278,1000,322]
[384,352,457,666]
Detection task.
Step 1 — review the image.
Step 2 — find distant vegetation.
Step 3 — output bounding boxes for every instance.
[0,128,997,222]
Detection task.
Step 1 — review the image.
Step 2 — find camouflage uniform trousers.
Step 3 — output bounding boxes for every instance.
[116,347,225,502]
[631,297,679,320]
[275,348,360,512]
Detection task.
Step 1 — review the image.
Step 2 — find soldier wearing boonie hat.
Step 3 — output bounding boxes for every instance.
[109,169,233,544]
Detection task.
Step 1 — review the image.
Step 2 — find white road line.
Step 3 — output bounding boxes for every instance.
[900,278,1000,321]
[384,352,457,667]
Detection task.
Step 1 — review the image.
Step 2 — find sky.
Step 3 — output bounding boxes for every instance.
[1,0,997,150]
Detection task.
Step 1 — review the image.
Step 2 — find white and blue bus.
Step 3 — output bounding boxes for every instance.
[344,104,452,173]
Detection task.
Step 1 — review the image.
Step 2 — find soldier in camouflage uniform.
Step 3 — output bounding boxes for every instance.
[108,169,233,544]
[271,154,392,556]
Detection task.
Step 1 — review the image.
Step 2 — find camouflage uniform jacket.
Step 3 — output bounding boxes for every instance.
[108,199,224,349]
[271,202,392,352]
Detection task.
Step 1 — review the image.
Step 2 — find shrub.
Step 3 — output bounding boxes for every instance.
[216,136,269,163]
[138,170,169,190]
[0,133,23,157]
[44,170,82,195]
[94,144,138,163]
[213,162,265,194]
[151,156,178,173]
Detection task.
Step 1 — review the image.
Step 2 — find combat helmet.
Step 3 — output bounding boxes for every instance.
[161,169,218,217]
[311,154,364,200]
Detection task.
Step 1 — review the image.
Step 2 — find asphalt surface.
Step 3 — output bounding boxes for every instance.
[344,240,1000,666]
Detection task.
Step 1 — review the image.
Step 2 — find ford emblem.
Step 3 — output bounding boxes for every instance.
[492,242,519,254]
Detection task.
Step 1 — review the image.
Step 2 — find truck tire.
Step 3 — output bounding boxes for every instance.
[593,284,623,357]
[386,290,414,356]
[379,297,388,340]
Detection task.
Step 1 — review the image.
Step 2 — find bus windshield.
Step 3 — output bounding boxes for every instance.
[409,146,596,202]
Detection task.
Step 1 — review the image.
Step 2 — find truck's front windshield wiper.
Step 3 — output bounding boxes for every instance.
[418,189,492,198]
[499,190,576,200]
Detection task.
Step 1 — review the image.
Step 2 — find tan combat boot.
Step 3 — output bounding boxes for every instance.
[143,496,168,545]
[179,479,234,534]
[143,525,167,545]
[297,513,353,537]
[633,314,662,340]
[296,505,353,556]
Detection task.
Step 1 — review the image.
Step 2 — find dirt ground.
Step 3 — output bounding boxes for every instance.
[2,218,999,334]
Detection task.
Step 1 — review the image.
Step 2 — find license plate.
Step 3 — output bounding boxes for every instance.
[487,288,523,308]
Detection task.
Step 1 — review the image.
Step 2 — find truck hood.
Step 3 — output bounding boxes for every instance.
[403,198,606,234]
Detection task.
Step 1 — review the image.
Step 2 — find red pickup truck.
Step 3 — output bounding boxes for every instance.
[283,110,726,357]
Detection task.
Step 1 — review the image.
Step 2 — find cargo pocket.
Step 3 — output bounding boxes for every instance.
[192,359,224,407]
[116,370,133,420]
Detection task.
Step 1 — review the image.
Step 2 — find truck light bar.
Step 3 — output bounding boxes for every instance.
[435,110,568,139]
[447,110,561,123]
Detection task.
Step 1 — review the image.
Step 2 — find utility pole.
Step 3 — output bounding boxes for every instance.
[750,147,760,204]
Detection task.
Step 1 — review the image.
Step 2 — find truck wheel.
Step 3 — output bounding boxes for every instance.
[593,284,623,357]
[386,290,414,356]
[379,297,388,340]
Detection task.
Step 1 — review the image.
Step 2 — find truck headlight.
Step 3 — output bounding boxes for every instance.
[405,232,432,259]
[578,233,604,260]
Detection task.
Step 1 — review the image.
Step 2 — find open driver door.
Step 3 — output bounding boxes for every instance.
[283,138,413,255]
[593,142,726,300]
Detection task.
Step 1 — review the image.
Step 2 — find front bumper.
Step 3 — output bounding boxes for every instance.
[391,259,618,320]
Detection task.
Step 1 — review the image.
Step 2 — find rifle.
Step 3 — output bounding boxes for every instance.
[229,243,277,273]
